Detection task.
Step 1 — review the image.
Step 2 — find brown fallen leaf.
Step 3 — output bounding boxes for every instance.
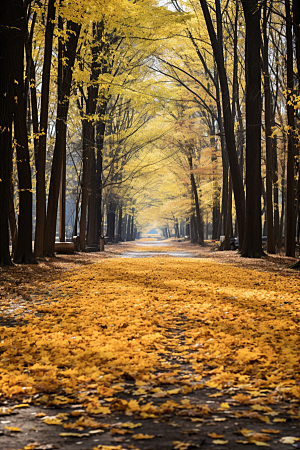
[111,428,133,435]
[261,429,280,434]
[182,429,199,435]
[173,442,192,450]
[208,432,224,438]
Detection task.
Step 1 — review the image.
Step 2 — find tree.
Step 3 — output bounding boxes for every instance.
[240,0,263,257]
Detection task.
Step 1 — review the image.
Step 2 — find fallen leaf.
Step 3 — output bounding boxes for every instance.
[12,403,30,409]
[122,422,142,428]
[0,407,12,415]
[133,433,155,439]
[280,437,300,444]
[208,432,224,438]
[43,417,63,425]
[173,442,191,450]
[59,432,90,437]
[212,440,228,445]
[5,426,21,432]
[261,429,280,434]
[219,402,230,409]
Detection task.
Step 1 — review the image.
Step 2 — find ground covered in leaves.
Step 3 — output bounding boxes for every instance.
[0,240,300,450]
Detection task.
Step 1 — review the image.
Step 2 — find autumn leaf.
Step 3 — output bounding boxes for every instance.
[60,432,90,437]
[5,426,21,432]
[111,428,133,435]
[12,403,30,409]
[212,440,228,445]
[122,422,142,428]
[208,432,224,438]
[261,429,280,434]
[133,433,155,439]
[280,437,300,444]
[43,417,63,425]
[173,442,192,450]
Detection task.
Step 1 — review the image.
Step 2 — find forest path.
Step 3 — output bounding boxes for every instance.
[0,242,300,449]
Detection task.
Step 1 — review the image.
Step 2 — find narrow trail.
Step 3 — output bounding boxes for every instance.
[1,239,300,450]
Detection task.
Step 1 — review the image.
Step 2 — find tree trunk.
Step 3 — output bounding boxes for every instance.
[189,156,204,245]
[199,0,245,247]
[96,119,104,243]
[34,0,56,256]
[240,0,263,258]
[294,0,300,88]
[285,0,296,256]
[263,3,275,254]
[0,1,16,265]
[13,0,35,264]
[190,215,197,243]
[127,214,132,241]
[80,119,91,251]
[117,205,122,242]
[224,173,232,250]
[86,138,98,245]
[122,214,128,241]
[44,21,81,256]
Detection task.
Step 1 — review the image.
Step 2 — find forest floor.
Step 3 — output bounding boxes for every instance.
[0,239,300,450]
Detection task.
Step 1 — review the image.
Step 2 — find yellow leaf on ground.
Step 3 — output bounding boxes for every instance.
[122,422,142,428]
[220,402,230,409]
[133,433,155,439]
[60,432,90,437]
[43,417,63,425]
[280,437,300,444]
[273,418,286,422]
[12,403,30,409]
[5,426,21,432]
[212,440,228,445]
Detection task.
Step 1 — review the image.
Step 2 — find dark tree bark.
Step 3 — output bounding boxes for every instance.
[107,203,116,242]
[34,0,56,256]
[0,0,15,265]
[126,214,132,241]
[79,119,91,251]
[294,0,300,87]
[188,155,204,245]
[13,0,35,264]
[224,173,232,250]
[117,205,122,242]
[240,0,263,258]
[199,0,245,247]
[263,2,275,254]
[285,0,296,257]
[44,21,81,255]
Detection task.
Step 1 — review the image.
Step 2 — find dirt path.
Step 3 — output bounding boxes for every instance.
[1,240,300,450]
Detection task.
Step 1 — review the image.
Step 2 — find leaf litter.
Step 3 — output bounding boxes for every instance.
[0,241,300,449]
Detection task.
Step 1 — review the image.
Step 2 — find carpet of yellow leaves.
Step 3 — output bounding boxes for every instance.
[1,256,300,414]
